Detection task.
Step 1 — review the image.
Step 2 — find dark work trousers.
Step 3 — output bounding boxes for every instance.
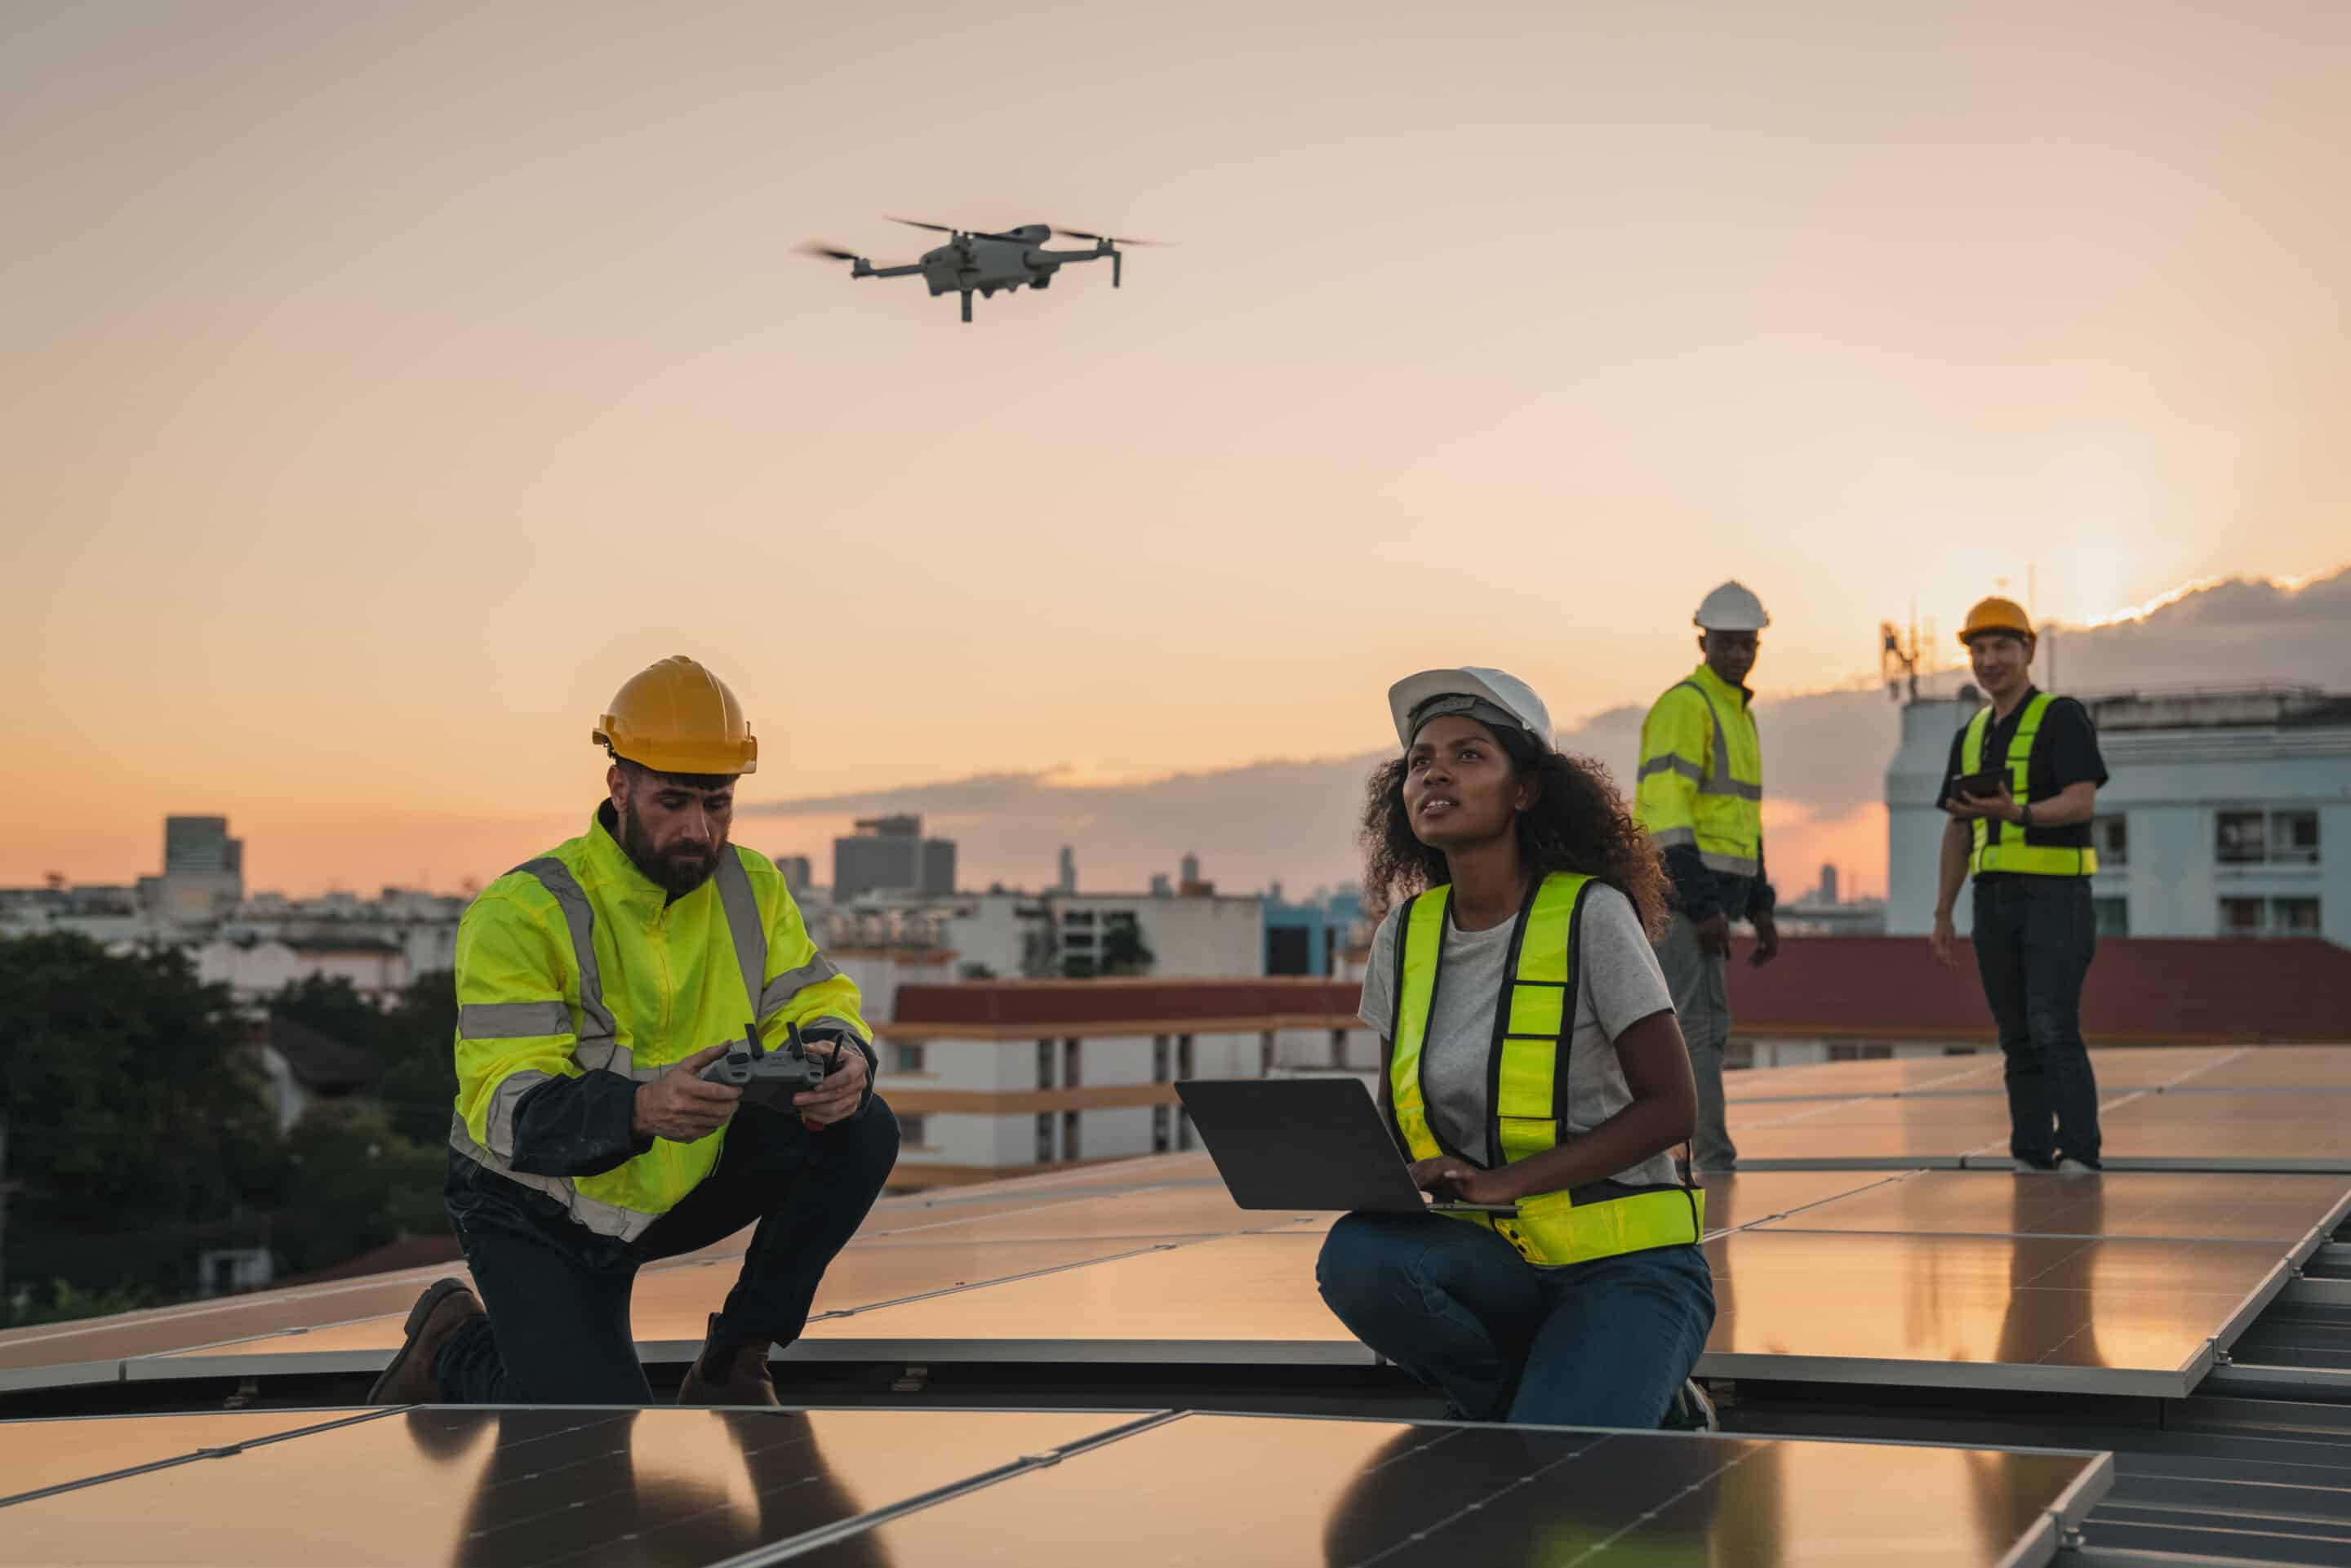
[1971,877,2101,1168]
[435,1097,900,1403]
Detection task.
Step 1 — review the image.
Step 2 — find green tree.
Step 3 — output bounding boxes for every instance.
[380,968,460,1146]
[270,1104,447,1277]
[0,934,284,1299]
[1100,914,1156,976]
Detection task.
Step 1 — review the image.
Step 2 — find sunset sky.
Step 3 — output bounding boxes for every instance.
[6,2,2348,899]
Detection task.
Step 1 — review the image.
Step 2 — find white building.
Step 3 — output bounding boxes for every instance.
[926,889,1267,979]
[871,978,1369,1185]
[1887,686,2351,943]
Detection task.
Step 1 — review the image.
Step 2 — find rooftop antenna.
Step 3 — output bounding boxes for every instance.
[1880,615,1922,703]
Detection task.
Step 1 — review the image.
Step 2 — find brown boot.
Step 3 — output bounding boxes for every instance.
[367,1277,483,1405]
[677,1313,780,1406]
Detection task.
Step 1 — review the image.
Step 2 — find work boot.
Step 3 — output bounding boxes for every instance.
[367,1277,482,1405]
[677,1313,780,1406]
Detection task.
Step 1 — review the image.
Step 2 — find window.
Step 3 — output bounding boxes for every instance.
[1153,1104,1171,1152]
[2091,815,2129,868]
[2274,811,2320,865]
[1176,1110,1194,1151]
[2218,809,2322,866]
[891,1042,927,1075]
[2093,898,2130,937]
[1152,1035,1171,1083]
[1062,909,1097,926]
[1035,1113,1055,1162]
[1060,1110,1081,1162]
[2222,896,2325,936]
[1062,1038,1082,1089]
[2216,812,2266,864]
[1177,1033,1196,1079]
[897,1114,928,1147]
[1037,1040,1055,1090]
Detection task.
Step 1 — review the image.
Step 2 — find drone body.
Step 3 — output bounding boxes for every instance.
[802,220,1155,323]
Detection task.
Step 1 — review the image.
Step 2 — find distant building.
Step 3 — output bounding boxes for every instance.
[833,815,957,904]
[1818,864,1840,905]
[930,888,1267,980]
[1057,846,1078,894]
[1180,851,1201,886]
[1149,873,1172,898]
[1887,686,2351,943]
[873,978,1368,1184]
[158,815,244,921]
[771,855,814,895]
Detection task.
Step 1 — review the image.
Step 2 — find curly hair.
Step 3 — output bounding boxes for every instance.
[1360,724,1671,938]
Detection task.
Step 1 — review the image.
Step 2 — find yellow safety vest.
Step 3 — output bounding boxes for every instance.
[448,807,872,1241]
[1388,872,1705,1267]
[1635,664,1763,877]
[1962,694,2099,877]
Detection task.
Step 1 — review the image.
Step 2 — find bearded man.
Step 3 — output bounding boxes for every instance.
[370,655,898,1406]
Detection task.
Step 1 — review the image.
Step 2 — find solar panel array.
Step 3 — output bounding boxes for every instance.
[11,1160,2345,1401]
[0,1406,2112,1568]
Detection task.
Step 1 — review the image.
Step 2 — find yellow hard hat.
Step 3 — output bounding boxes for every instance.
[592,655,758,775]
[1959,596,2034,646]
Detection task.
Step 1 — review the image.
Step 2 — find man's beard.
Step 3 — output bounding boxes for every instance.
[616,799,724,897]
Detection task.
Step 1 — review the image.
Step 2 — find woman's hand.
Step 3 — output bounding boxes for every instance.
[1409,1157,1519,1207]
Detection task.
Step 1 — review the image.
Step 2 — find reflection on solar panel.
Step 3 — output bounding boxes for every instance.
[0,1408,2110,1568]
[788,1413,2111,1568]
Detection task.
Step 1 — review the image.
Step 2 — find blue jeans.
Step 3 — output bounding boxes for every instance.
[1972,876,2101,1167]
[1315,1212,1716,1428]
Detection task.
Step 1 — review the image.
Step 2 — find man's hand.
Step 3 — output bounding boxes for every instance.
[633,1042,742,1143]
[1931,911,1961,967]
[1749,912,1780,967]
[1693,912,1732,957]
[792,1035,872,1128]
[1947,781,2022,823]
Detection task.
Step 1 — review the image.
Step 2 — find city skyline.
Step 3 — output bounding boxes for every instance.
[9,6,2351,897]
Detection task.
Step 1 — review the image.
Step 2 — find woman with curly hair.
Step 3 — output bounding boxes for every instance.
[1315,666,1718,1430]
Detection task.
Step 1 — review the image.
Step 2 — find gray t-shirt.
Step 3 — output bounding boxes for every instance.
[1358,883,1679,1188]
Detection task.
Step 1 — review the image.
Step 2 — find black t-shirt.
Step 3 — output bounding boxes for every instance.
[1935,688,2109,855]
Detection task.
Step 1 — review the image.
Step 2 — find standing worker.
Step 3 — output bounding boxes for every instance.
[1635,582,1780,1175]
[371,655,900,1406]
[1931,597,2109,1172]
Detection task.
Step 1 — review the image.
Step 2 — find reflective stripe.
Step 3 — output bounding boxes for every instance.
[1389,873,1704,1266]
[448,1113,662,1242]
[1637,754,1706,784]
[514,857,619,1053]
[803,1013,869,1047]
[459,1000,571,1039]
[715,851,767,1026]
[484,1068,554,1159]
[758,955,842,1019]
[1674,681,1761,799]
[1650,827,1699,849]
[1700,851,1762,876]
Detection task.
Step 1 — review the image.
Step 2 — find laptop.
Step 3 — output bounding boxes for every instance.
[1174,1077,1518,1214]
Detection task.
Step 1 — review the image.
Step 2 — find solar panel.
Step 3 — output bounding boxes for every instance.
[851,1182,1331,1243]
[1693,1170,1920,1233]
[797,1232,1367,1363]
[0,1407,1137,1567]
[0,1410,382,1507]
[1750,1170,2351,1248]
[1700,1229,2286,1394]
[778,1412,2110,1568]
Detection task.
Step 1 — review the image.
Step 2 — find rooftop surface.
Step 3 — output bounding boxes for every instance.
[5,1043,2349,1564]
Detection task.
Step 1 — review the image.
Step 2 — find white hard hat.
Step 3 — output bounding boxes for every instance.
[1695,580,1771,631]
[1387,668,1554,751]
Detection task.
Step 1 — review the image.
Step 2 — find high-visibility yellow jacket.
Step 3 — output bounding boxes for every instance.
[447,804,873,1243]
[1635,663,1772,923]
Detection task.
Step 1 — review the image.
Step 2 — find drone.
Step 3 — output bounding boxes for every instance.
[799,219,1160,323]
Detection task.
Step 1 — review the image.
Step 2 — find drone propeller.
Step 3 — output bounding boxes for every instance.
[888,217,961,234]
[797,242,864,262]
[1053,228,1167,247]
